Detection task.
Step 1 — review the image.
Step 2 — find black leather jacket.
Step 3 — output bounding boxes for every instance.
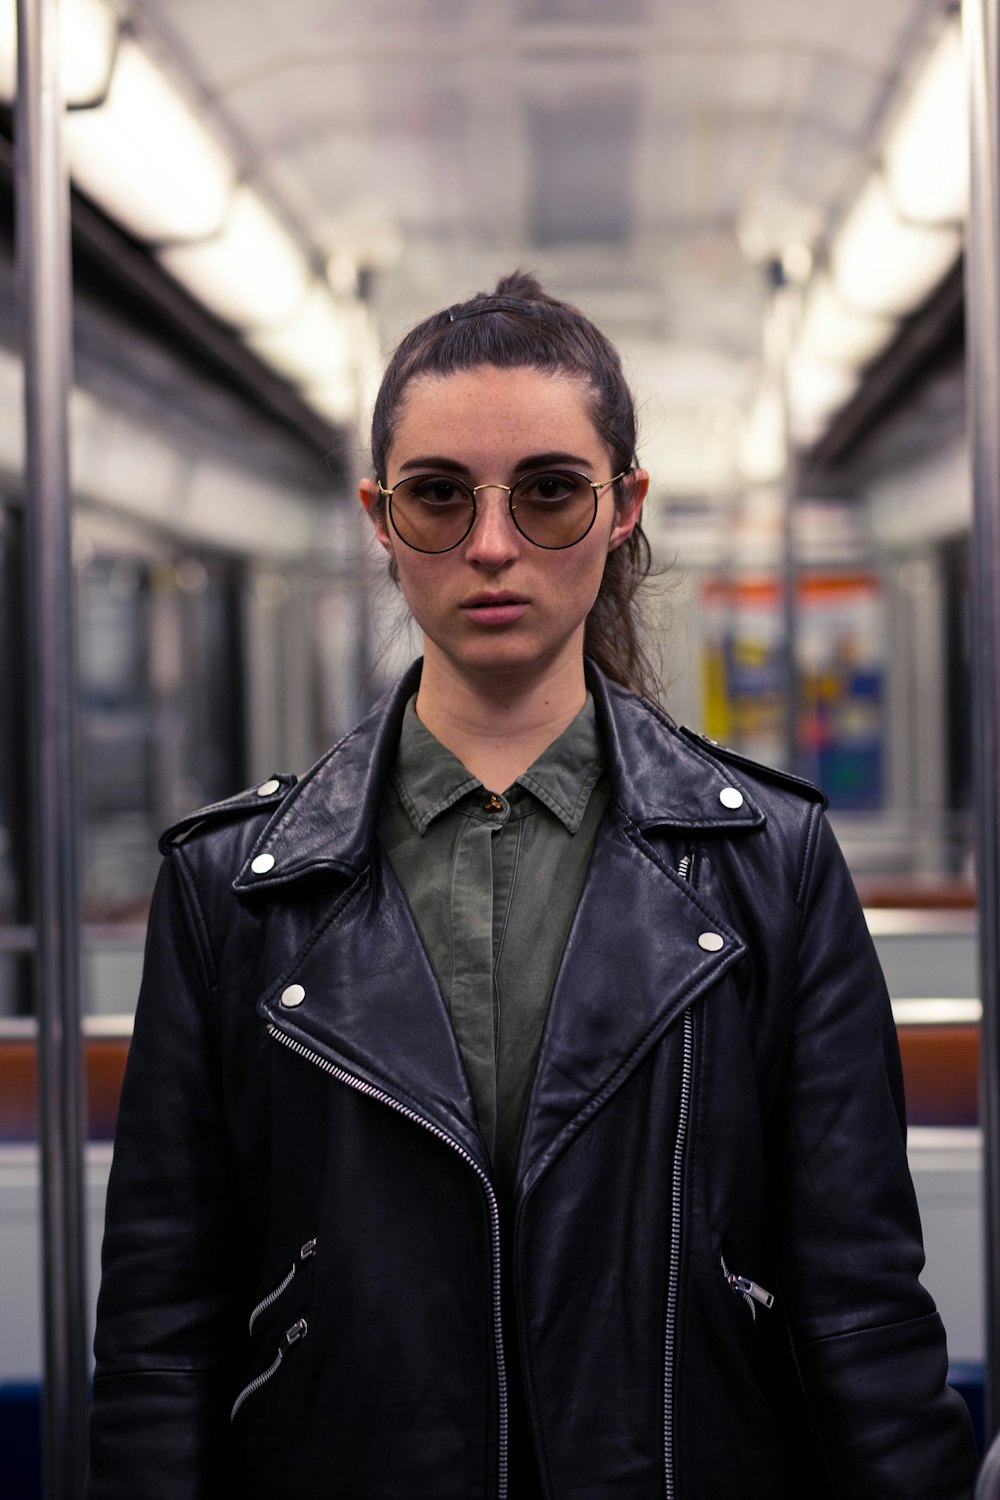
[87,661,978,1500]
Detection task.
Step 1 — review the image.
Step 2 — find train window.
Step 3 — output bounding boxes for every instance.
[77,533,247,1012]
[0,504,30,1016]
[79,554,158,923]
[943,536,973,863]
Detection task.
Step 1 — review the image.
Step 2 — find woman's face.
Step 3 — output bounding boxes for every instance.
[360,365,647,690]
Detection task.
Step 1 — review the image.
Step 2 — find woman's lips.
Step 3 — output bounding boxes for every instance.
[459,595,529,626]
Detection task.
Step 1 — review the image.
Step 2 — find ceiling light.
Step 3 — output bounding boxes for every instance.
[305,375,359,427]
[884,18,967,225]
[0,0,116,104]
[65,38,234,242]
[787,356,857,443]
[160,187,311,332]
[798,277,897,369]
[740,388,786,485]
[248,285,353,385]
[831,174,960,318]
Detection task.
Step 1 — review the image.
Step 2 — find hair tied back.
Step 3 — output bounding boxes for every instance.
[447,296,539,323]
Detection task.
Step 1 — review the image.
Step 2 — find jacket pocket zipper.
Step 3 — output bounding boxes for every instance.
[248,1238,317,1335]
[720,1254,774,1322]
[231,1316,308,1420]
[266,1023,508,1500]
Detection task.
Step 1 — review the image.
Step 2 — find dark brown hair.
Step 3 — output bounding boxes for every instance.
[369,270,661,701]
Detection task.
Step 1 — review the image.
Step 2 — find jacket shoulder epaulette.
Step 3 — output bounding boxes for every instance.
[678,727,829,810]
[159,773,298,854]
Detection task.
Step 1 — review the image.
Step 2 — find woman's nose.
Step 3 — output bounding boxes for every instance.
[464,489,520,565]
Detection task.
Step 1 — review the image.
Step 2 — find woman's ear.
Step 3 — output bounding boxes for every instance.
[608,468,649,553]
[359,477,393,554]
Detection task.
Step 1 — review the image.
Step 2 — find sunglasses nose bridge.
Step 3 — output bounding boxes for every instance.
[470,481,514,500]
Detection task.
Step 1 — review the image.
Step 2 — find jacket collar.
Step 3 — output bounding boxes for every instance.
[234,659,764,893]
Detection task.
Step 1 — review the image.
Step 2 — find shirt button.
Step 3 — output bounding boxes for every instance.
[251,852,276,875]
[719,787,744,809]
[484,794,504,812]
[256,778,281,797]
[698,932,725,952]
[280,984,306,1008]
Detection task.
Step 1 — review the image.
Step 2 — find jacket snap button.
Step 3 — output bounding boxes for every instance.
[719,787,744,809]
[251,852,276,875]
[280,984,306,1008]
[698,932,724,952]
[256,779,280,797]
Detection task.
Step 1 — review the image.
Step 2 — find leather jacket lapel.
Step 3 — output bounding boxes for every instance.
[516,804,747,1195]
[257,852,488,1173]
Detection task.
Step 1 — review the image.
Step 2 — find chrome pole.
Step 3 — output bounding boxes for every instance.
[770,265,801,776]
[14,0,90,1494]
[964,0,1000,1441]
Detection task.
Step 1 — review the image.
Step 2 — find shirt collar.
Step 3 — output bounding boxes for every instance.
[390,693,605,837]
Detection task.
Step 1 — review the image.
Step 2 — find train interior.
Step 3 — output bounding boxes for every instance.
[0,1,986,1493]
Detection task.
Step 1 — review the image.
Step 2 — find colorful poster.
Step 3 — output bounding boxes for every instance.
[701,572,884,810]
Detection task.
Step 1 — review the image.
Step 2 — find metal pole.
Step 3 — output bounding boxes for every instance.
[14,0,90,1494]
[767,263,801,776]
[964,0,1000,1442]
[779,392,800,779]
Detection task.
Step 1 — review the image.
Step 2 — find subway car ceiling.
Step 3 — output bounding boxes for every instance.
[0,123,363,573]
[0,0,971,525]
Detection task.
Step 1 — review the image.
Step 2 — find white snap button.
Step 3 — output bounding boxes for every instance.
[251,852,276,875]
[698,932,724,952]
[280,984,305,1008]
[719,787,744,810]
[257,779,280,797]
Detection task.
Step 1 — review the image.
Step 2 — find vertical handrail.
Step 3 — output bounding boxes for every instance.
[15,0,90,1495]
[964,0,1000,1442]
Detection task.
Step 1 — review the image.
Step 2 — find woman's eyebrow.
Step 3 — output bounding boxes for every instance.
[397,451,595,474]
[511,451,594,473]
[398,455,470,474]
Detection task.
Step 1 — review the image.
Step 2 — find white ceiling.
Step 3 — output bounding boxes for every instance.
[129,0,947,492]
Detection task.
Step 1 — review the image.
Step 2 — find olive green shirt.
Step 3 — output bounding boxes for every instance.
[377,694,608,1197]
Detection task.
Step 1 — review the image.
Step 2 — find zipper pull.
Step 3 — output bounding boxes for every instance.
[282,1317,308,1352]
[721,1253,775,1322]
[728,1274,774,1310]
[299,1238,317,1262]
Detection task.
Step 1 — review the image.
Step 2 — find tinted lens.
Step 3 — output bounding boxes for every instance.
[389,475,475,552]
[509,471,598,548]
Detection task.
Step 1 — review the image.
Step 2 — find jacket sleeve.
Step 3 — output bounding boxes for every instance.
[86,849,243,1500]
[772,807,979,1500]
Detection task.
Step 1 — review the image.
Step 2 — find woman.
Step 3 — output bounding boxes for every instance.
[87,273,979,1499]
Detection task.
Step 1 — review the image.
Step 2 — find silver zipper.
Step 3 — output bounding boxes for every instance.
[663,1006,694,1500]
[267,1023,509,1500]
[248,1237,318,1335]
[231,1316,308,1420]
[720,1254,774,1321]
[664,849,694,1500]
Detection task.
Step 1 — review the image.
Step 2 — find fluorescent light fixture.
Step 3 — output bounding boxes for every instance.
[739,388,786,485]
[0,0,116,103]
[248,284,353,385]
[66,38,234,242]
[885,19,967,226]
[831,174,960,318]
[798,276,897,370]
[305,375,359,427]
[787,355,857,443]
[160,187,311,332]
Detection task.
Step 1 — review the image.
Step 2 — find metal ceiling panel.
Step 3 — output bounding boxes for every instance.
[528,93,636,246]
